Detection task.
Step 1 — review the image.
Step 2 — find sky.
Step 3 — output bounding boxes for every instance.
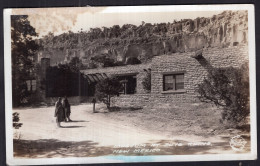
[11,5,234,37]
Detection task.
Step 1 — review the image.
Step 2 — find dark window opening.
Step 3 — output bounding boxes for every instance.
[117,75,137,94]
[86,82,96,97]
[26,80,36,93]
[163,74,184,91]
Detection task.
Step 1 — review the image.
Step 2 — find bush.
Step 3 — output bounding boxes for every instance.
[197,63,249,125]
[95,77,123,109]
[126,57,141,65]
[91,55,118,67]
[142,71,151,92]
[13,112,23,129]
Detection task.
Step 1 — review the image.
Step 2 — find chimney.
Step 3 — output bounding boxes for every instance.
[40,58,50,80]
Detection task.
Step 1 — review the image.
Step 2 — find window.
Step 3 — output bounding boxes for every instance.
[26,80,36,92]
[163,74,184,91]
[117,75,137,94]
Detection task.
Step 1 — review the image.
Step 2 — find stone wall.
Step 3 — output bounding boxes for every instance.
[30,58,50,105]
[111,94,151,108]
[150,45,249,104]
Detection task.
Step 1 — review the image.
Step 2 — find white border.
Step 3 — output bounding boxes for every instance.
[247,4,257,162]
[4,8,14,166]
[4,4,257,165]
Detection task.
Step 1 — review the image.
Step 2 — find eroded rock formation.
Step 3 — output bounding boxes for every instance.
[37,10,248,67]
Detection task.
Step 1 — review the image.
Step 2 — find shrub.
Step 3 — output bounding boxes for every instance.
[91,55,118,67]
[13,112,23,129]
[126,57,141,65]
[142,71,151,92]
[197,62,249,125]
[95,77,123,109]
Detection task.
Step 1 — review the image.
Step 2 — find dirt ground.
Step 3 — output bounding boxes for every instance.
[13,102,251,158]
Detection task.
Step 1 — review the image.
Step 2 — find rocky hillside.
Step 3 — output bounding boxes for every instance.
[36,10,248,68]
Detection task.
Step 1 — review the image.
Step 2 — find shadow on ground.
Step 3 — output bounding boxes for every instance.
[148,136,250,156]
[69,120,89,123]
[61,126,85,128]
[13,136,250,158]
[95,106,143,113]
[14,139,113,158]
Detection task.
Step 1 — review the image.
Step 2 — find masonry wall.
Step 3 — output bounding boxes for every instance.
[30,58,50,105]
[150,45,249,104]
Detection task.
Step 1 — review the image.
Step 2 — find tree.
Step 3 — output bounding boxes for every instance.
[197,63,249,125]
[11,15,39,107]
[69,56,83,73]
[95,77,123,109]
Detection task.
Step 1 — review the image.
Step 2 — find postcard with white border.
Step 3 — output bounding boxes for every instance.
[4,4,257,165]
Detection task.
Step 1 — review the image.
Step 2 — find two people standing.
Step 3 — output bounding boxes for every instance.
[54,97,72,128]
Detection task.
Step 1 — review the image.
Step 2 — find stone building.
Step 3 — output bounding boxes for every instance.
[31,44,248,106]
[81,44,248,107]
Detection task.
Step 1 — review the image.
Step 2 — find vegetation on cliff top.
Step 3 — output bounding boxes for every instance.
[37,10,248,68]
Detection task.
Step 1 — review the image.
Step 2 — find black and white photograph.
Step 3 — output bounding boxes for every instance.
[4,4,257,165]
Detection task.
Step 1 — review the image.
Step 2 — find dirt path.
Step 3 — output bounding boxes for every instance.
[13,104,250,158]
[14,104,167,146]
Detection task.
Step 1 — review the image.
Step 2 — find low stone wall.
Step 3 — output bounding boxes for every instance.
[110,93,199,108]
[111,94,150,108]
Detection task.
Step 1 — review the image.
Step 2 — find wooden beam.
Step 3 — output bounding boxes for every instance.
[91,74,100,82]
[86,74,95,82]
[96,73,104,80]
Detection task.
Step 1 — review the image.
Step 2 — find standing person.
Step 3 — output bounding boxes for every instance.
[92,97,97,113]
[54,97,65,127]
[62,96,72,122]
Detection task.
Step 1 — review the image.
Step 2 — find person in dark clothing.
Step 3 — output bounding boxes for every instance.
[54,97,65,127]
[92,97,97,113]
[62,96,72,122]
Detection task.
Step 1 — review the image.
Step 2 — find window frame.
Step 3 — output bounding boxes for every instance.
[116,74,137,95]
[163,73,185,92]
[26,79,37,93]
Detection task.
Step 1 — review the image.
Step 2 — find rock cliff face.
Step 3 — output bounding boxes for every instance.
[37,10,248,67]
